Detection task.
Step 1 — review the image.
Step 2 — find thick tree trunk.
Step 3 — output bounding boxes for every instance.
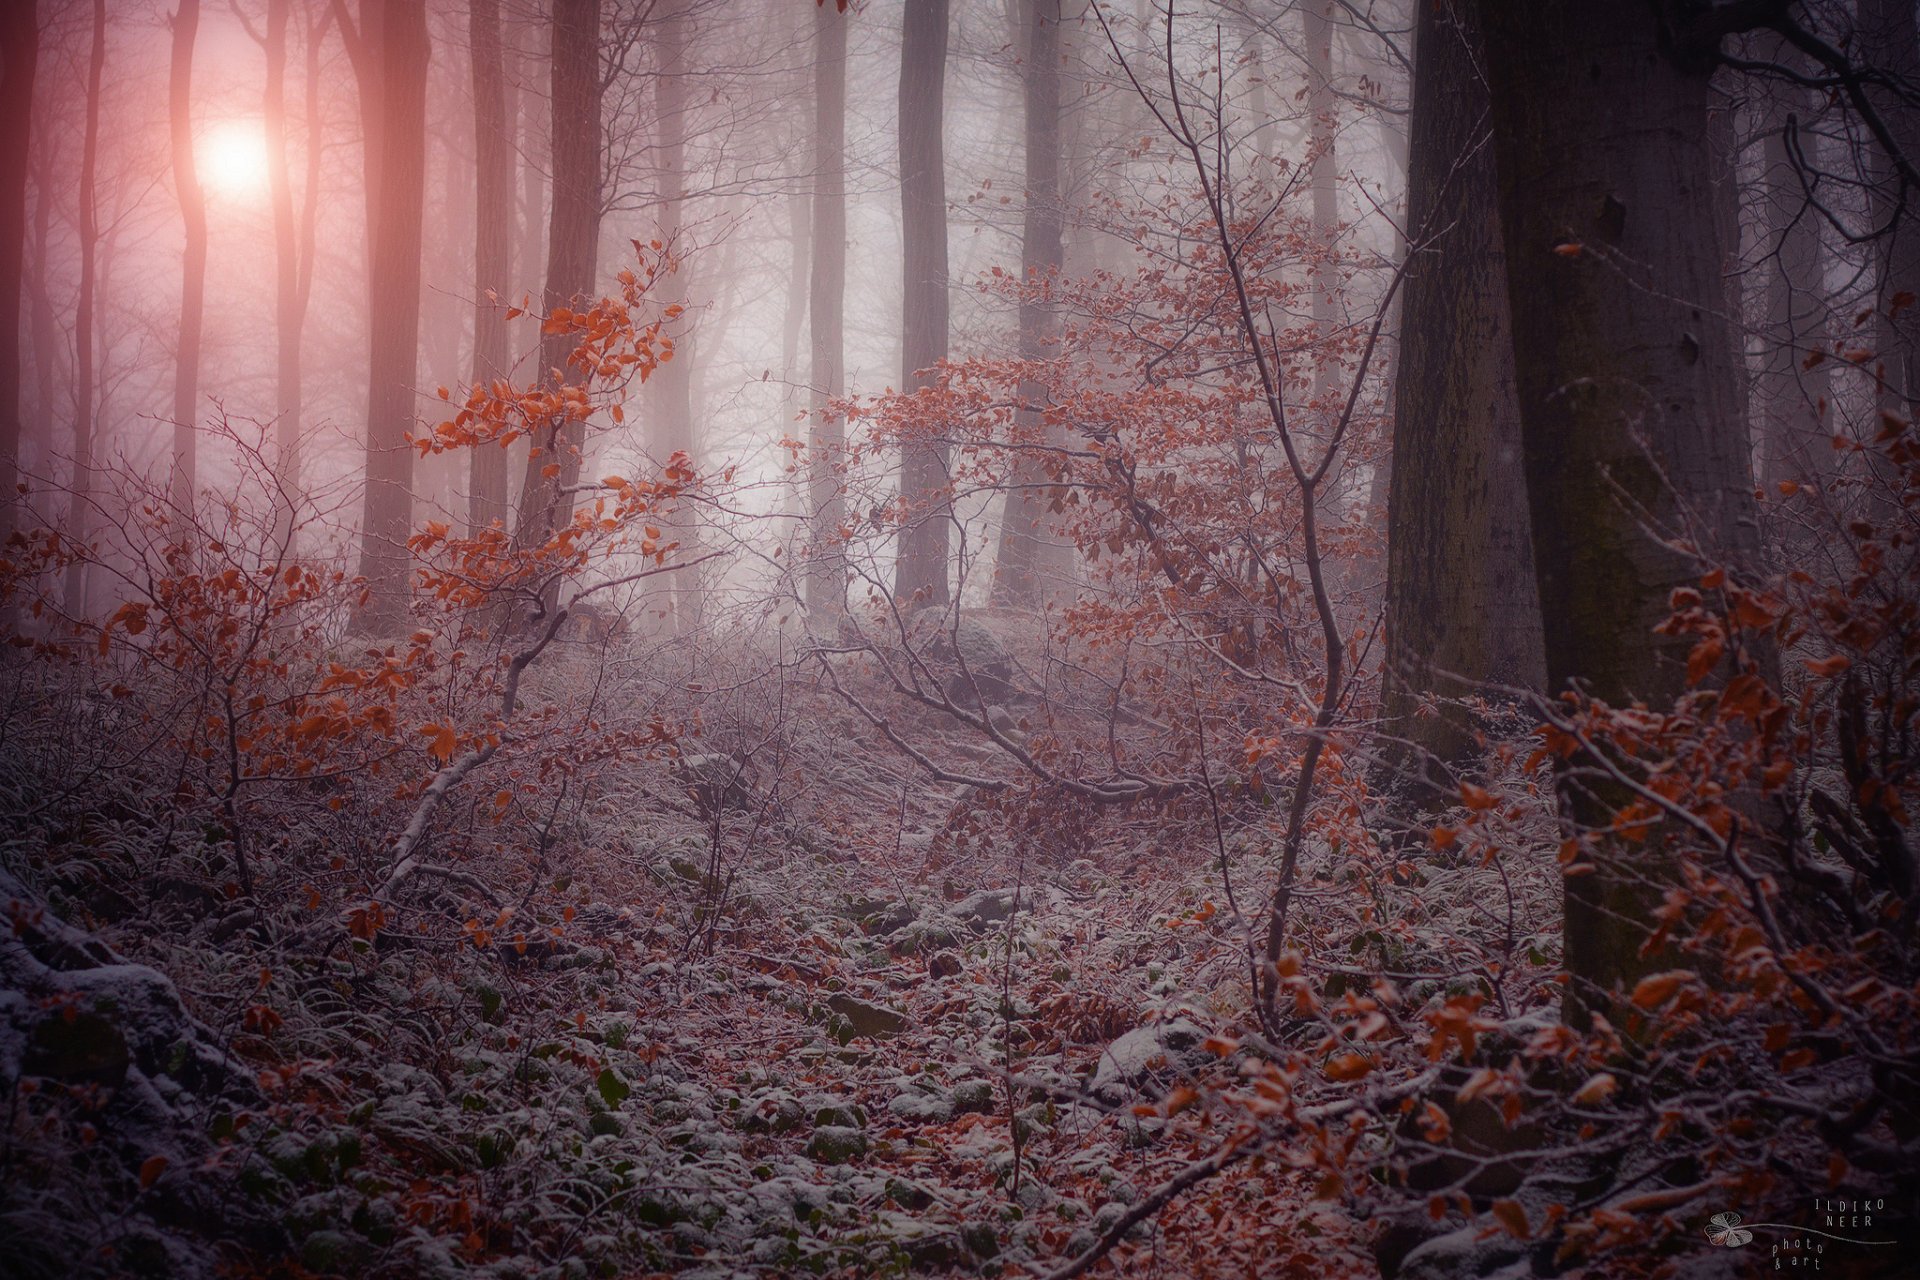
[1756,67,1833,487]
[0,0,34,540]
[1305,0,1337,409]
[992,0,1064,609]
[169,0,206,511]
[1478,0,1766,1023]
[468,0,512,536]
[779,1,810,400]
[351,0,430,634]
[512,0,600,553]
[1859,0,1920,416]
[64,0,105,616]
[27,145,57,473]
[1379,0,1543,801]
[893,0,952,608]
[806,0,848,617]
[265,0,318,543]
[653,0,700,634]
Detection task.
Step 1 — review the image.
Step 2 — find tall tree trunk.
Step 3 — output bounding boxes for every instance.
[512,0,600,551]
[26,149,57,475]
[266,0,321,543]
[1379,0,1543,802]
[652,0,700,634]
[1859,0,1920,416]
[1304,0,1337,409]
[0,0,34,540]
[778,0,809,399]
[894,0,952,608]
[806,0,848,617]
[468,0,512,535]
[64,0,105,616]
[351,0,430,633]
[1756,64,1833,487]
[992,0,1064,608]
[169,0,206,512]
[1478,0,1766,1025]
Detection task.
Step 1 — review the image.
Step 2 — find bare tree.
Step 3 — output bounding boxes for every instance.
[63,0,105,615]
[512,0,600,554]
[168,0,207,509]
[468,0,513,535]
[344,0,432,633]
[0,0,33,539]
[991,0,1065,610]
[894,0,952,607]
[805,0,848,617]
[262,0,329,542]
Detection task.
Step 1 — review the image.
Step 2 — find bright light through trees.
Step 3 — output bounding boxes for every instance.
[197,119,269,203]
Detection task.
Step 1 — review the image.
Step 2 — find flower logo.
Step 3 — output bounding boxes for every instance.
[1706,1211,1754,1248]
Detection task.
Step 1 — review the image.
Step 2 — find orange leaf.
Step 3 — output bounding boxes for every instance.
[1804,654,1851,678]
[139,1155,169,1190]
[1630,970,1690,1010]
[421,722,458,764]
[1490,1199,1530,1238]
[1572,1073,1617,1106]
[1324,1052,1372,1081]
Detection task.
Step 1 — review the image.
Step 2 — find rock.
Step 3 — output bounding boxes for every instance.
[949,887,1032,929]
[738,1092,807,1135]
[826,994,907,1038]
[811,1101,866,1129]
[1089,1018,1209,1105]
[926,951,963,979]
[948,1079,996,1116]
[887,1091,952,1122]
[806,1125,869,1165]
[24,1010,129,1086]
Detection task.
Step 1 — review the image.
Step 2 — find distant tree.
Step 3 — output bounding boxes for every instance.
[468,0,513,536]
[991,0,1065,610]
[652,0,700,633]
[1477,0,1767,1023]
[805,0,848,618]
[0,0,33,539]
[261,0,329,543]
[512,0,601,556]
[64,0,105,615]
[343,0,431,633]
[893,0,951,607]
[1379,0,1542,802]
[168,0,207,510]
[1860,0,1920,414]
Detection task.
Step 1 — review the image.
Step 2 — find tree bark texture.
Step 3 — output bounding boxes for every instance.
[468,0,512,536]
[1379,0,1543,800]
[653,0,701,634]
[0,0,34,539]
[64,0,105,615]
[992,0,1066,610]
[807,0,848,617]
[352,0,429,633]
[1478,0,1766,1022]
[894,0,952,608]
[1860,0,1920,416]
[513,0,601,553]
[169,0,207,510]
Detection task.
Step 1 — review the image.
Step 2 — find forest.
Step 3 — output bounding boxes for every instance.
[0,0,1917,1275]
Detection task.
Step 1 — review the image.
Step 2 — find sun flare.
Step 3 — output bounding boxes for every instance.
[198,120,270,202]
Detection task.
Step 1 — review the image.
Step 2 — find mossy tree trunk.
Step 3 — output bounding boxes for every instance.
[1379,0,1543,805]
[1477,0,1766,1023]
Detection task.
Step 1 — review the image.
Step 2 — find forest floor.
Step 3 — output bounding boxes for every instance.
[2,652,1436,1280]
